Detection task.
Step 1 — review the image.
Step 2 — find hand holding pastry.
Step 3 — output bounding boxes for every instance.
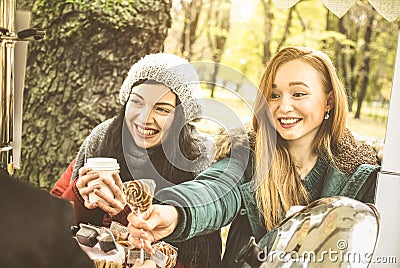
[123,179,156,262]
[127,204,179,253]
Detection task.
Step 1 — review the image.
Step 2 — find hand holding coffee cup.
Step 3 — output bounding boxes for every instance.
[94,173,127,216]
[83,158,120,204]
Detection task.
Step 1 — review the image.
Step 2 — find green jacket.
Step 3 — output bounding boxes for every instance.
[156,156,380,268]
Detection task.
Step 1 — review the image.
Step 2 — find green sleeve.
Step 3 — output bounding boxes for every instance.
[356,167,379,203]
[155,157,246,242]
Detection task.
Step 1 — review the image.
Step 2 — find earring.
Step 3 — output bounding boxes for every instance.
[324,110,330,120]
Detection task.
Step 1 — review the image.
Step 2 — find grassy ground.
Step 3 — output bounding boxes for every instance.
[347,111,387,141]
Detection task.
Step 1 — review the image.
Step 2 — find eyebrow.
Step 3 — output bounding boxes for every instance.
[130,93,176,108]
[130,92,144,101]
[157,102,176,108]
[272,81,309,88]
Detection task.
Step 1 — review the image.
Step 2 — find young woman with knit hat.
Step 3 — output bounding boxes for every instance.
[126,47,381,267]
[51,53,221,267]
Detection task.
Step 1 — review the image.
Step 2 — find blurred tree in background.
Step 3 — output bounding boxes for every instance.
[15,0,172,188]
[206,0,231,97]
[180,0,203,60]
[165,0,399,118]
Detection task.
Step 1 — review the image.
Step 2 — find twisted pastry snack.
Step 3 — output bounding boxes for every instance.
[124,180,153,213]
[153,242,178,268]
[110,221,129,241]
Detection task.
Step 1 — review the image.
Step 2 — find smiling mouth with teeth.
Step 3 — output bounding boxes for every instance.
[136,125,159,136]
[279,118,301,125]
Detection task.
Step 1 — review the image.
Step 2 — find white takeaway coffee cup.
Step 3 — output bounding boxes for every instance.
[85,157,120,203]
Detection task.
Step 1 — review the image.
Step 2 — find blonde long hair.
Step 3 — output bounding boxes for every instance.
[252,47,348,230]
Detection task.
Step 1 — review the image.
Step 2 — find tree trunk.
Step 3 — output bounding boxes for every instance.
[355,11,375,119]
[337,17,354,111]
[15,0,172,189]
[260,0,273,64]
[180,0,203,60]
[207,0,231,98]
[276,7,294,52]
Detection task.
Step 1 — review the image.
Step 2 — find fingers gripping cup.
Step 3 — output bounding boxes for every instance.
[85,158,120,203]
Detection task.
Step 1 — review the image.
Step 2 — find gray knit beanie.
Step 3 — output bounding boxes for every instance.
[119,53,203,121]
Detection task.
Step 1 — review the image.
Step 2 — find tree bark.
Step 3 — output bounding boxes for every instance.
[15,0,172,188]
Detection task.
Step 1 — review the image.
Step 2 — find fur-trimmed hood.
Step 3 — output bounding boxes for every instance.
[213,125,379,175]
[331,128,380,174]
[213,123,256,163]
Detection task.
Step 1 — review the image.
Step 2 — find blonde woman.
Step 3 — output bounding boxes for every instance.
[126,47,380,267]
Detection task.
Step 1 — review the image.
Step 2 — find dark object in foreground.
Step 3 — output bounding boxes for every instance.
[0,168,92,268]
